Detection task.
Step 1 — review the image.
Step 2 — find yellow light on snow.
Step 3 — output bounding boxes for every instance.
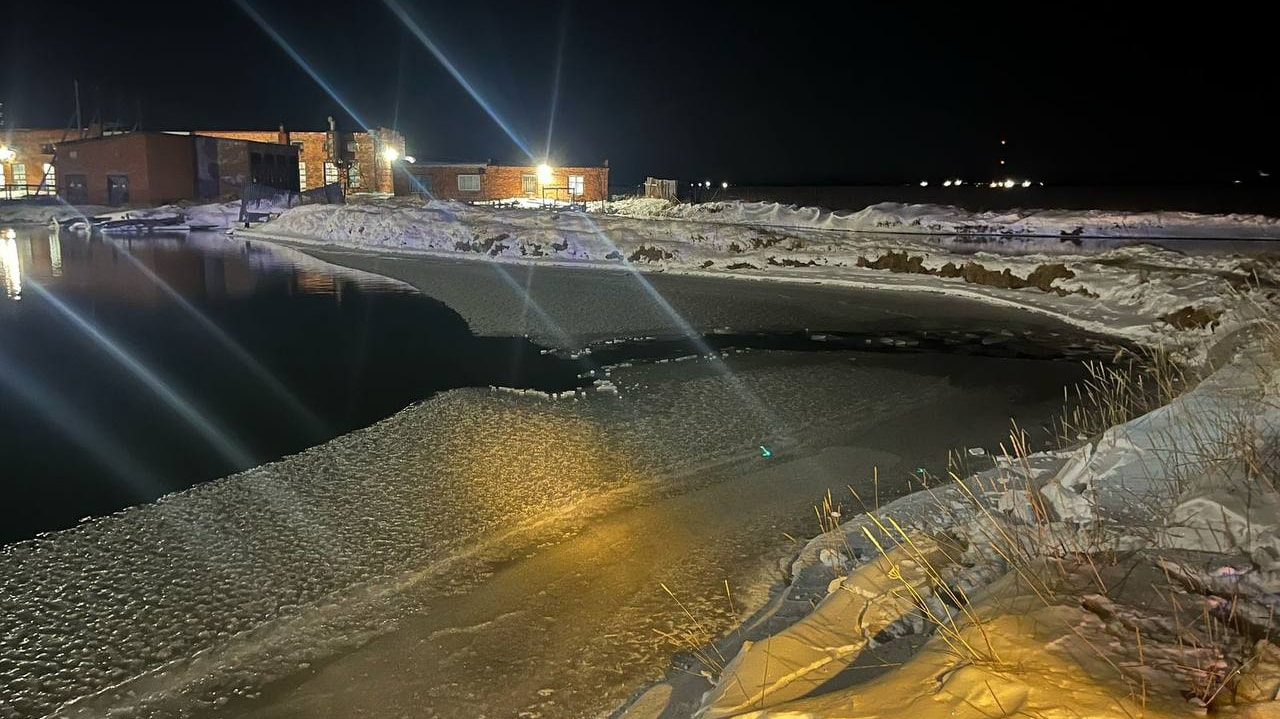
[382,147,399,162]
[536,163,554,185]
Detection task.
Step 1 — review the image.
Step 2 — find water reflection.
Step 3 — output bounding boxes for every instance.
[1,229,20,299]
[0,228,407,308]
[0,227,585,544]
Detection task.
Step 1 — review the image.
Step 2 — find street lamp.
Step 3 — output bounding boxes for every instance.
[382,147,399,162]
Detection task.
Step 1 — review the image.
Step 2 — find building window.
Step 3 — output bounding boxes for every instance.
[324,162,339,185]
[41,164,55,191]
[68,150,78,159]
[40,144,55,154]
[291,141,304,149]
[12,164,26,186]
[347,166,362,189]
[346,141,358,153]
[568,174,585,196]
[458,174,481,192]
[521,173,536,194]
[298,161,307,190]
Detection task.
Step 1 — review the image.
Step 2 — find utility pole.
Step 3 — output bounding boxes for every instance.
[74,81,83,138]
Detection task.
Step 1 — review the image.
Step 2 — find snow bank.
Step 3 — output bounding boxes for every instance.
[246,198,1280,363]
[91,194,297,231]
[612,199,1280,240]
[0,202,114,226]
[693,333,1280,717]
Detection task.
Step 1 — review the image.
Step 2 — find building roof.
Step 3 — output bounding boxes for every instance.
[54,131,296,150]
[415,161,491,169]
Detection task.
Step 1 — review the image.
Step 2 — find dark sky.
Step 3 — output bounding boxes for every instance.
[4,2,1275,186]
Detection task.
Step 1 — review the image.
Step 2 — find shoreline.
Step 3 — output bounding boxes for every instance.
[243,227,1278,717]
[237,228,1178,356]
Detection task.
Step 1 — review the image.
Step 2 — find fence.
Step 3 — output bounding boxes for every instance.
[643,177,679,200]
[0,185,59,202]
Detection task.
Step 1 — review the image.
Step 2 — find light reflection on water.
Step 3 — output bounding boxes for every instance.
[0,227,586,545]
[0,227,411,307]
[0,230,21,299]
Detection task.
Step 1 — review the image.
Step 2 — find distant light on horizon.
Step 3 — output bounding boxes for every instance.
[1004,179,1015,188]
[721,181,728,189]
[919,180,928,187]
[1020,180,1031,188]
[942,180,951,187]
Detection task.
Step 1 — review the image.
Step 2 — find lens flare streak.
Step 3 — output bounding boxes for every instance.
[25,278,254,468]
[382,0,534,160]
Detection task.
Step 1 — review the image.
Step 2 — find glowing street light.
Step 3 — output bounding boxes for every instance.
[382,147,399,162]
[403,155,416,164]
[721,181,728,189]
[704,180,711,188]
[942,180,952,187]
[919,180,929,187]
[1020,180,1031,188]
[536,163,554,185]
[1003,179,1015,188]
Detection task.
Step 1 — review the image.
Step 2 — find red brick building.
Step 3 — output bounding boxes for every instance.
[3,119,405,199]
[54,132,299,205]
[198,121,405,194]
[1,128,67,197]
[401,161,610,202]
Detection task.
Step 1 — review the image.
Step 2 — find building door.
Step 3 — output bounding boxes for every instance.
[65,175,88,204]
[107,175,130,205]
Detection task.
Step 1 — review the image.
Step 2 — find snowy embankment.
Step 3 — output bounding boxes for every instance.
[247,198,1279,362]
[0,196,293,230]
[689,334,1280,718]
[0,202,115,225]
[605,197,1280,240]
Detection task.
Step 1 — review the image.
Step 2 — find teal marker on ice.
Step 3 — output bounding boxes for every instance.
[760,445,772,458]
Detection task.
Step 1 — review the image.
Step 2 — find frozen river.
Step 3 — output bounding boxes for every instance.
[1,233,1109,718]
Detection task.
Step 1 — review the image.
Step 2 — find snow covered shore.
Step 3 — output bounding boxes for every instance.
[682,324,1280,717]
[0,196,294,230]
[603,197,1280,240]
[245,198,1279,362]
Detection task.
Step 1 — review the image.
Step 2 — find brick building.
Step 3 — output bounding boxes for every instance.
[197,120,405,194]
[401,161,609,202]
[0,128,68,197]
[3,118,405,199]
[54,132,299,205]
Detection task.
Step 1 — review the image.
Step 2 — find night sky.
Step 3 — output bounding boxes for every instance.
[4,2,1275,186]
